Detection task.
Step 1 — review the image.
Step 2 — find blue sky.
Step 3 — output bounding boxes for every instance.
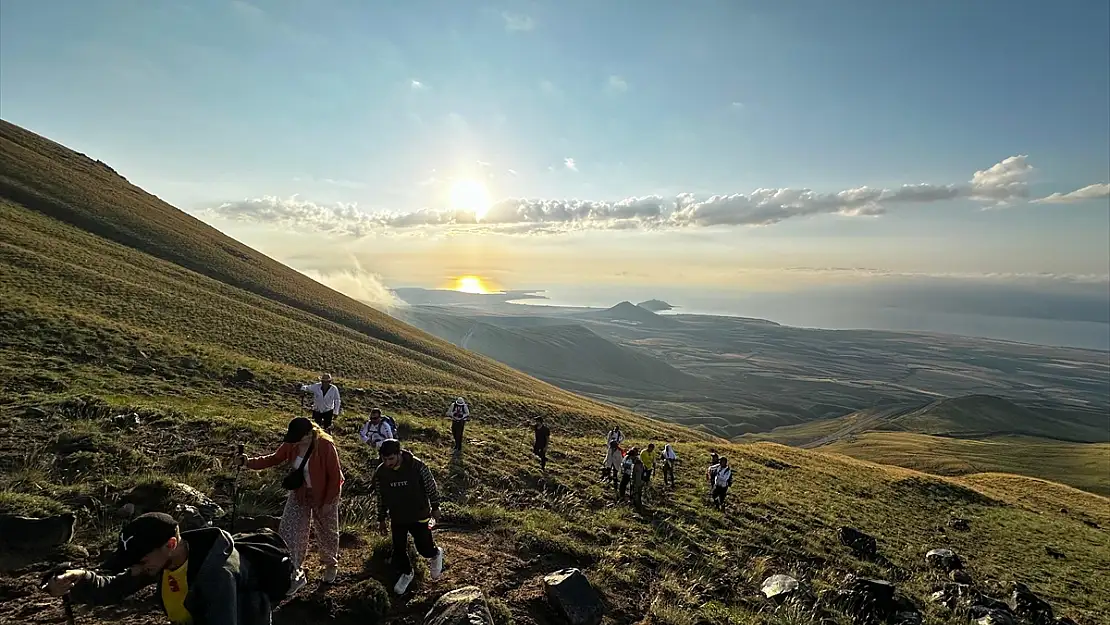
[2,0,1109,298]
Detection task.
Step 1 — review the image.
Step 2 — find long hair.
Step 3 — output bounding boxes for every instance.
[309,420,334,444]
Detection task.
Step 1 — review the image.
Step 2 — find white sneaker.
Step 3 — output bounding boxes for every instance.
[393,572,414,595]
[322,565,338,584]
[288,568,307,596]
[428,547,444,580]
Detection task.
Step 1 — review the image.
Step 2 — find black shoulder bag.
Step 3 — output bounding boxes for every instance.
[281,440,315,490]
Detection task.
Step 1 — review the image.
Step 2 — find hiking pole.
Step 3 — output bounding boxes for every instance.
[63,594,76,625]
[231,443,244,533]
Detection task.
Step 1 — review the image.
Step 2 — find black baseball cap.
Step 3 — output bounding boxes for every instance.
[379,439,401,456]
[104,512,178,572]
[283,417,314,443]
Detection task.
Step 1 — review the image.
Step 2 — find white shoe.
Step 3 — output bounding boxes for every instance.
[288,569,307,596]
[322,565,337,584]
[393,572,414,595]
[428,547,444,580]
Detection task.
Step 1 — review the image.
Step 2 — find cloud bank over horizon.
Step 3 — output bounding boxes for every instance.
[196,155,1109,237]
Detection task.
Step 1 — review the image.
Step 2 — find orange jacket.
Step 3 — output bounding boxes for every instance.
[247,436,344,509]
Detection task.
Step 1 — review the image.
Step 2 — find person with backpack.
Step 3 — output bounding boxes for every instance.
[640,444,657,485]
[602,440,623,487]
[618,446,639,500]
[374,439,445,595]
[606,425,624,446]
[532,416,551,471]
[629,449,647,508]
[238,417,343,589]
[43,512,278,624]
[300,373,341,432]
[708,456,733,511]
[661,444,678,488]
[359,408,396,451]
[446,397,470,453]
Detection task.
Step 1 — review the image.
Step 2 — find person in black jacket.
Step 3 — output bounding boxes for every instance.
[374,439,444,595]
[533,417,551,470]
[43,512,273,625]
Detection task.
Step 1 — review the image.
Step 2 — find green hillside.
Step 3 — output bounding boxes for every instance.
[1,120,1108,625]
[401,309,707,394]
[822,432,1110,496]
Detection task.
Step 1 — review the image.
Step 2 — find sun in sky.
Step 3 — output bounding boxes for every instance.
[449,178,492,221]
[454,275,490,294]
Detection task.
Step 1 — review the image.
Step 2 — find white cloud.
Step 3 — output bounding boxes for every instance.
[731,101,744,110]
[199,155,1095,236]
[297,256,406,311]
[507,169,519,176]
[1032,183,1110,204]
[230,0,265,20]
[501,12,536,31]
[410,79,426,90]
[606,75,629,94]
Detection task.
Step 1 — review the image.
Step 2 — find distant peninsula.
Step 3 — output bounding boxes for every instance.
[636,299,674,312]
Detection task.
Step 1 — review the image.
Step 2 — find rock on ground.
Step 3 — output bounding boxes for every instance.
[838,526,878,558]
[925,548,964,572]
[0,513,77,551]
[760,574,799,600]
[122,481,224,520]
[544,568,604,625]
[424,586,495,625]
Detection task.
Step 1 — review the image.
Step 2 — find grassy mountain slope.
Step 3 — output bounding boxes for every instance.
[1,120,1107,624]
[400,309,707,393]
[822,433,1110,496]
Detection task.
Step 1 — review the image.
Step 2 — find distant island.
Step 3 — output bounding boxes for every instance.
[637,299,674,312]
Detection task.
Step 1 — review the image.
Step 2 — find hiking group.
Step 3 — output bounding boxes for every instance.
[42,373,726,625]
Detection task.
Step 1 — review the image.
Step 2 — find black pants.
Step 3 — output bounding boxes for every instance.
[712,485,728,509]
[391,521,438,575]
[312,410,335,431]
[662,461,675,486]
[619,473,631,499]
[533,443,548,469]
[451,420,466,451]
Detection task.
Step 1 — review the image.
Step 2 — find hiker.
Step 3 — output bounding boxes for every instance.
[374,439,445,595]
[629,448,647,508]
[446,397,470,452]
[238,417,343,589]
[602,440,623,486]
[606,425,624,446]
[709,457,733,511]
[359,408,395,451]
[661,444,678,487]
[300,373,341,431]
[640,444,656,485]
[533,416,551,471]
[619,446,639,500]
[44,512,275,624]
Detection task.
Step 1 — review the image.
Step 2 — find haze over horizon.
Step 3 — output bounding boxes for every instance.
[2,0,1107,348]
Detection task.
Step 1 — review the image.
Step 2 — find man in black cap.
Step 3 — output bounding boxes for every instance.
[374,438,444,595]
[43,512,274,624]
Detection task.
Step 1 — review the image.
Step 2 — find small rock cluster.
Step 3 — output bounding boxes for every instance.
[759,529,1081,625]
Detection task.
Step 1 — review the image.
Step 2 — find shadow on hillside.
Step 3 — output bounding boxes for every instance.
[443,454,468,504]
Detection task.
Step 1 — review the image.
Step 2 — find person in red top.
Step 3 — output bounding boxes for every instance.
[238,417,344,592]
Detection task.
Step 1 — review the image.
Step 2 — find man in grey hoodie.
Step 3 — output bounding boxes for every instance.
[44,512,273,625]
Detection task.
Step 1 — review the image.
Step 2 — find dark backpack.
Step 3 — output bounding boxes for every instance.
[233,528,294,603]
[383,415,399,438]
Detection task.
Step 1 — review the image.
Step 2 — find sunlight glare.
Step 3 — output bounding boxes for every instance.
[454,276,489,294]
[449,178,492,221]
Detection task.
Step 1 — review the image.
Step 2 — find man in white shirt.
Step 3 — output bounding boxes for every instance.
[359,409,395,450]
[709,457,733,511]
[301,373,341,431]
[446,397,470,453]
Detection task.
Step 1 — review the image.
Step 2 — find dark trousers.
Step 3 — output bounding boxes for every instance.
[312,410,335,431]
[451,420,466,451]
[662,461,675,487]
[619,473,631,499]
[391,521,438,575]
[712,485,728,510]
[533,443,548,469]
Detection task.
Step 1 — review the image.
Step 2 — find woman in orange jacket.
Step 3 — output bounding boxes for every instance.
[238,417,344,592]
